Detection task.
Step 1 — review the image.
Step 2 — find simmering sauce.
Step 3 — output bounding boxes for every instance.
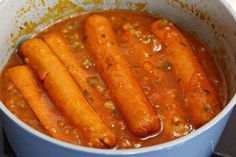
[0,10,226,149]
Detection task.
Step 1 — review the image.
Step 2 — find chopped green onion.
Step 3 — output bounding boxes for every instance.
[142,38,151,44]
[162,61,172,72]
[131,66,141,73]
[147,34,156,40]
[87,76,105,93]
[122,23,133,31]
[104,100,115,110]
[97,84,105,93]
[142,34,156,44]
[71,41,84,49]
[202,89,210,95]
[82,59,94,69]
[159,19,169,28]
[134,31,142,38]
[87,76,100,87]
[203,106,213,113]
[57,120,65,127]
[185,117,191,123]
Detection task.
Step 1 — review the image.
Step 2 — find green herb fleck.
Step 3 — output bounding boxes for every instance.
[143,34,156,44]
[132,66,141,73]
[147,34,156,40]
[159,19,169,28]
[134,31,142,38]
[203,106,213,113]
[202,89,210,95]
[87,76,100,87]
[104,100,115,110]
[185,117,191,123]
[87,76,105,93]
[97,85,105,93]
[71,41,80,48]
[142,38,151,44]
[162,61,172,71]
[82,59,94,69]
[122,23,133,31]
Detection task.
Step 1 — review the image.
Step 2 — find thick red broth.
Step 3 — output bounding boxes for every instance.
[0,10,226,149]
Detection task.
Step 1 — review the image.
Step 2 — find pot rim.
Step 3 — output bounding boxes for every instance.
[0,0,236,155]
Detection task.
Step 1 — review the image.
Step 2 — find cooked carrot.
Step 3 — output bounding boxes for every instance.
[151,19,221,127]
[85,15,160,136]
[40,32,88,89]
[6,65,77,142]
[18,38,116,148]
[158,91,193,137]
[121,25,191,137]
[40,32,103,111]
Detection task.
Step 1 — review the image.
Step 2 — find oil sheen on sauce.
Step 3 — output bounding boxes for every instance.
[0,10,227,149]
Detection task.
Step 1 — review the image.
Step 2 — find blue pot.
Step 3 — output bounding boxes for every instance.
[0,0,235,157]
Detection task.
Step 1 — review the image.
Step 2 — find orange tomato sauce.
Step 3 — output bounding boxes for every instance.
[0,10,226,149]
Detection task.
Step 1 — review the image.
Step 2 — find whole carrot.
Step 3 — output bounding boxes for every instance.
[121,24,191,137]
[151,19,221,127]
[40,32,105,111]
[7,65,76,142]
[85,15,160,136]
[19,38,116,148]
